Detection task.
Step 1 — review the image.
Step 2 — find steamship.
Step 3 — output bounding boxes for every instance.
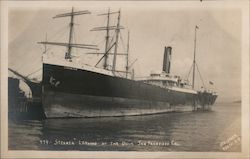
[39,8,217,118]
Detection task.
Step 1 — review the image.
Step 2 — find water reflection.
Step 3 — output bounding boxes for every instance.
[9,103,241,151]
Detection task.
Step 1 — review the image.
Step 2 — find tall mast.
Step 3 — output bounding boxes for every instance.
[112,10,121,73]
[43,33,48,54]
[39,8,97,60]
[192,25,199,89]
[90,9,122,69]
[126,30,130,78]
[103,8,110,69]
[66,7,75,60]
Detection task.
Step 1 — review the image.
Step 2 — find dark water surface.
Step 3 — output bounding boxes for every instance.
[9,103,241,151]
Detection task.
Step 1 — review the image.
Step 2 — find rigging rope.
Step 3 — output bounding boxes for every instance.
[119,31,127,70]
[26,68,42,78]
[48,25,69,42]
[186,64,193,83]
[108,31,116,52]
[119,31,127,52]
[185,62,206,89]
[73,26,78,55]
[16,55,42,74]
[90,15,108,46]
[195,62,206,89]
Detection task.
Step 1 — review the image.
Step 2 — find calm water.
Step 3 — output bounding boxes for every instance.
[8,103,241,151]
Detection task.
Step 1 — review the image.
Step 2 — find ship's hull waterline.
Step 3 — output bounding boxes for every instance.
[42,63,217,118]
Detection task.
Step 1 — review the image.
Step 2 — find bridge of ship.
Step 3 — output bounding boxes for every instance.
[138,72,191,89]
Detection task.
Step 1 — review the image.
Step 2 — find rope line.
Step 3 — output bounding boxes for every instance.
[195,62,206,89]
[186,64,193,82]
[26,68,42,78]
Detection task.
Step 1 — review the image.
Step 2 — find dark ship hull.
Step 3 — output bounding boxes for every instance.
[42,62,217,118]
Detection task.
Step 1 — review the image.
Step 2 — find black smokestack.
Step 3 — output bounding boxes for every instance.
[162,46,172,73]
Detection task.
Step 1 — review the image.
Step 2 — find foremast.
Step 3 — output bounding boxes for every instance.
[39,8,134,79]
[38,7,99,61]
[66,7,75,60]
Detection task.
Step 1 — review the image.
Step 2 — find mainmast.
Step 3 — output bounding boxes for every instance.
[91,9,123,70]
[126,30,130,78]
[104,9,111,69]
[112,10,121,73]
[192,25,199,89]
[38,8,99,61]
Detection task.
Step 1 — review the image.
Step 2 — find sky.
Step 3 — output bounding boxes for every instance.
[8,2,242,102]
